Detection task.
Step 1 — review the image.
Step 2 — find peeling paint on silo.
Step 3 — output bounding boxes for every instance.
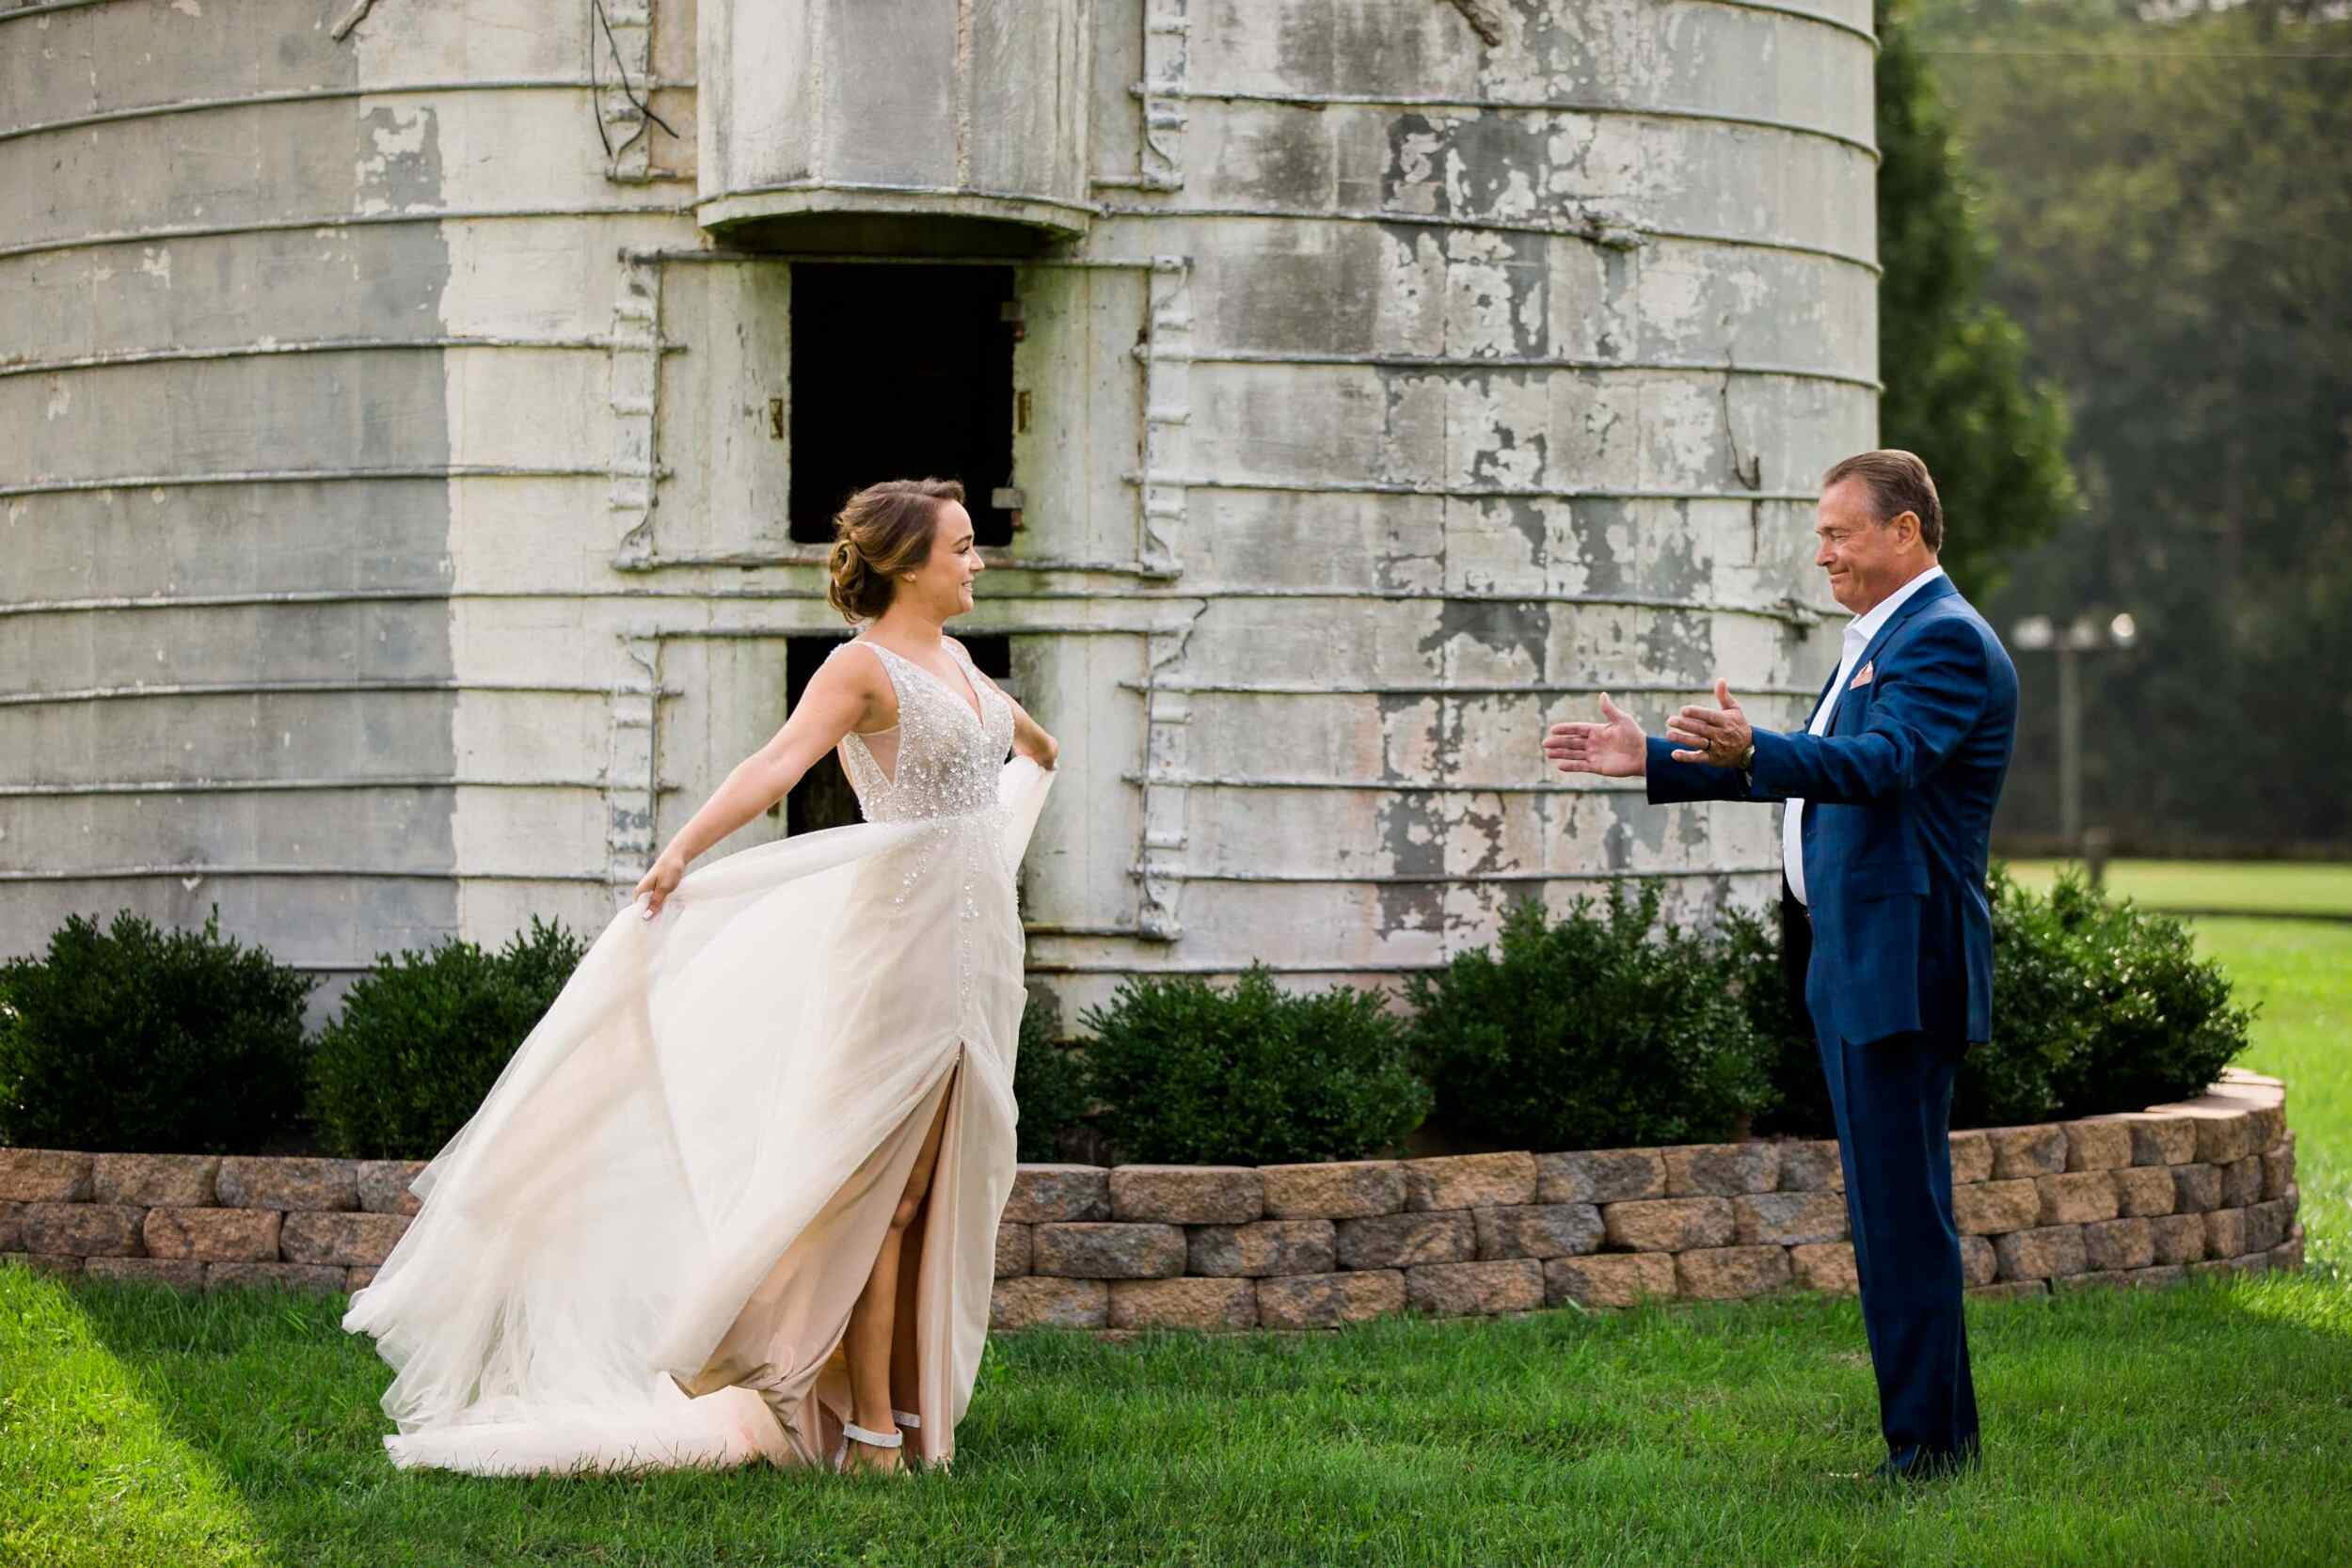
[4,0,1869,1020]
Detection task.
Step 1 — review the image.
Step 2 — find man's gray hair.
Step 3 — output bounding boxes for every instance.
[1823,450,1945,553]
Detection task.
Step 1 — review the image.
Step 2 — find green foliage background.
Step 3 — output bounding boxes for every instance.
[1907,0,2352,850]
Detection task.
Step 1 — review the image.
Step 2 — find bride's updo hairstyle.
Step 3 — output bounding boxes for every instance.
[824,478,966,624]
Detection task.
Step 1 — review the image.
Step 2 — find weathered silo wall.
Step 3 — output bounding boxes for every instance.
[0,0,707,1009]
[2,0,1867,1023]
[1008,0,1874,1009]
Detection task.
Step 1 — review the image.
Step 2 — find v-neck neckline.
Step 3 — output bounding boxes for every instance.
[862,638,987,729]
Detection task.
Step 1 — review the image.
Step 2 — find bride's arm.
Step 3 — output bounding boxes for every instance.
[631,655,887,914]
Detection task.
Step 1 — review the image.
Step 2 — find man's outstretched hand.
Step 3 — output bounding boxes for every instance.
[1664,679,1755,768]
[1544,692,1648,778]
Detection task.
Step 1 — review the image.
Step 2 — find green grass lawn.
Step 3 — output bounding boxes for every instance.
[5,865,2348,1567]
[2006,858,2352,917]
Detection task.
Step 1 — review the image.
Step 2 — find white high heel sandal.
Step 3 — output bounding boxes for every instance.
[833,1420,905,1474]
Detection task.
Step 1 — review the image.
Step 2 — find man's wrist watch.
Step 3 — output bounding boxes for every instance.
[1735,742,1756,772]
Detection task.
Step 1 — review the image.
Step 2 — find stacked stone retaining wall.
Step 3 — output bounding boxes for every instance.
[2,1074,2302,1331]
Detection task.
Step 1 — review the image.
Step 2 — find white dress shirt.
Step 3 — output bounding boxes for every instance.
[1781,565,1947,906]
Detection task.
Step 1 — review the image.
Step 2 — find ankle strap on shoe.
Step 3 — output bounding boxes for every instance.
[893,1409,921,1430]
[840,1421,903,1449]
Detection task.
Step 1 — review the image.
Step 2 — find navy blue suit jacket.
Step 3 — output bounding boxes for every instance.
[1646,575,2019,1047]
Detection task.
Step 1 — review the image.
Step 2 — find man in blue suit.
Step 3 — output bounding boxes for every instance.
[1545,450,2018,1481]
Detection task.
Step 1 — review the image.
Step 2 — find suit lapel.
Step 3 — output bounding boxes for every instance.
[1854,574,1957,680]
[1826,576,1958,736]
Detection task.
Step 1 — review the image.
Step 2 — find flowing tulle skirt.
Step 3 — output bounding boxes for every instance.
[342,760,1054,1475]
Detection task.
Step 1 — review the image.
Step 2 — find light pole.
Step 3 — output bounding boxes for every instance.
[2010,611,2139,882]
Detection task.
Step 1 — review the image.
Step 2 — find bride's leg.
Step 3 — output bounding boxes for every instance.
[841,1065,956,1471]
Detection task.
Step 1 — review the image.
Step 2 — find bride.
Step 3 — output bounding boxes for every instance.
[343,478,1059,1477]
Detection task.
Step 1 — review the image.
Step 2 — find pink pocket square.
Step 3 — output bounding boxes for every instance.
[1849,660,1874,690]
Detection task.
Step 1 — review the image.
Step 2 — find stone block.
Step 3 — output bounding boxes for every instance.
[7,1252,83,1277]
[2269,1228,2305,1274]
[993,1222,1031,1277]
[1544,1252,1677,1309]
[2204,1209,2248,1258]
[1536,1148,1666,1204]
[0,1149,93,1202]
[1733,1193,1847,1246]
[2246,1101,2286,1153]
[215,1158,358,1212]
[24,1202,145,1258]
[2189,1111,2255,1167]
[1600,1197,1734,1252]
[142,1208,281,1262]
[1255,1269,1406,1329]
[1677,1245,1793,1301]
[1791,1242,1859,1295]
[1952,1179,2040,1235]
[2148,1212,2207,1266]
[2171,1164,2223,1212]
[2054,1270,2131,1294]
[2111,1166,2176,1218]
[1994,1225,2088,1280]
[84,1257,207,1290]
[91,1154,219,1208]
[1109,1165,1263,1225]
[1961,1235,1998,1286]
[2261,1137,2296,1202]
[1334,1211,1475,1270]
[1402,1153,1536,1212]
[206,1261,346,1294]
[2129,1264,2188,1291]
[2037,1172,2120,1226]
[1004,1165,1111,1224]
[1947,1130,1993,1185]
[2063,1121,2134,1172]
[1471,1204,1602,1260]
[990,1276,1107,1330]
[1661,1143,1780,1197]
[357,1161,430,1216]
[279,1212,410,1268]
[1259,1161,1404,1219]
[2219,1155,2263,1209]
[347,1267,379,1291]
[1775,1140,1846,1193]
[1032,1222,1185,1279]
[2082,1217,2155,1273]
[0,1201,19,1253]
[1406,1259,1543,1317]
[1987,1125,2069,1180]
[1967,1280,2048,1302]
[1187,1219,1335,1278]
[1107,1277,1257,1332]
[2244,1199,2293,1255]
[2124,1115,2199,1165]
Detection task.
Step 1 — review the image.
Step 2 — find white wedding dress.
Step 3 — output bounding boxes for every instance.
[343,637,1053,1474]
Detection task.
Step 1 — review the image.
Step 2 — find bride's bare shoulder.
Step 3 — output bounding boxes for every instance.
[808,638,898,723]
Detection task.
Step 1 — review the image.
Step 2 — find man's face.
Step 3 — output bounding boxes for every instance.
[1813,477,1921,615]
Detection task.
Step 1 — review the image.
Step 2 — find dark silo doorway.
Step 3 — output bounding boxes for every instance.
[787,262,1019,547]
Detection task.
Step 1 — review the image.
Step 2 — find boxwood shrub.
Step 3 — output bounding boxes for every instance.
[1406,883,1776,1152]
[308,918,586,1160]
[1077,965,1430,1165]
[0,908,311,1154]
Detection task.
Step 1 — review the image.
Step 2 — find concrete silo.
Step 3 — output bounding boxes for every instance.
[1,0,1869,1017]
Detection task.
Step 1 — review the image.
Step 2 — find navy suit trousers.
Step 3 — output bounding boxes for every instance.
[1787,887,1980,1470]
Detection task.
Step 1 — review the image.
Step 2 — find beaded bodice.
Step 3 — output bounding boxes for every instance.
[834,639,1015,825]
